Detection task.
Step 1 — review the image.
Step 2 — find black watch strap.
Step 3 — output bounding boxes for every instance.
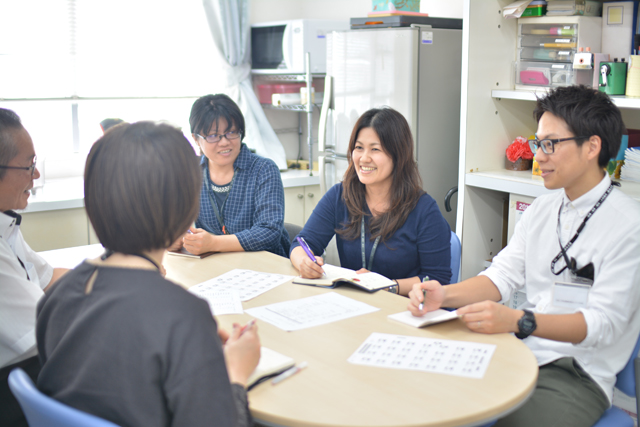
[516,309,537,339]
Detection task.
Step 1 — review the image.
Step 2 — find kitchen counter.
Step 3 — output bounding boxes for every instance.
[20,170,320,213]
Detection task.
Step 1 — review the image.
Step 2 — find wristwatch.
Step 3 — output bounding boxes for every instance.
[516,309,536,339]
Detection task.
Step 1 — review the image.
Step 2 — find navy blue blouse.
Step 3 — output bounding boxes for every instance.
[290,183,452,284]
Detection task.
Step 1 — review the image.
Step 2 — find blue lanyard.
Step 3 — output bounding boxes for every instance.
[203,166,236,235]
[361,217,381,271]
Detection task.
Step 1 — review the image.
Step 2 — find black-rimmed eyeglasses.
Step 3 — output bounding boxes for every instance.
[0,156,37,176]
[528,136,589,155]
[196,130,241,144]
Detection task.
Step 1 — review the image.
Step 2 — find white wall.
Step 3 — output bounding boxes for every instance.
[250,0,462,23]
[249,0,463,163]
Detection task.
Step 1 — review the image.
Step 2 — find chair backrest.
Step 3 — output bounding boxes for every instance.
[450,231,461,284]
[284,222,303,245]
[8,368,120,427]
[616,333,640,399]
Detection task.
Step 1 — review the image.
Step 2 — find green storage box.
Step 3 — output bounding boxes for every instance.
[521,1,547,17]
[371,0,420,13]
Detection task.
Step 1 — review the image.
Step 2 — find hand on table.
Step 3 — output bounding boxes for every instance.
[291,246,325,278]
[167,235,185,252]
[407,279,445,316]
[224,321,261,387]
[355,268,370,274]
[183,227,215,255]
[456,301,521,334]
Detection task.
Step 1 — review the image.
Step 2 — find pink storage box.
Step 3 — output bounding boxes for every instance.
[257,83,315,104]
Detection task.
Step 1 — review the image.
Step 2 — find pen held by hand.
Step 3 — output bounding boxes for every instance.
[272,361,308,385]
[418,276,429,311]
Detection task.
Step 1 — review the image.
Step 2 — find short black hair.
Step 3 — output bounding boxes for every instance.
[0,108,23,180]
[84,122,201,254]
[534,85,625,168]
[189,94,245,141]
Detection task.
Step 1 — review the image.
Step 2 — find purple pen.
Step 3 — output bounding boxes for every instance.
[296,236,317,263]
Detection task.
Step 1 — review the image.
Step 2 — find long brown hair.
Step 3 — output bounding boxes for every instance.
[338,107,424,242]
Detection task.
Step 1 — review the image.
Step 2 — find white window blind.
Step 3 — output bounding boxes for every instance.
[0,0,225,165]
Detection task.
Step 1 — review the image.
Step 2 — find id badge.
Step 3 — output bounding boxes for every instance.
[553,280,590,309]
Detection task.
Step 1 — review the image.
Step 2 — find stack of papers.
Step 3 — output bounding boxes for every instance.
[546,0,601,16]
[621,148,640,183]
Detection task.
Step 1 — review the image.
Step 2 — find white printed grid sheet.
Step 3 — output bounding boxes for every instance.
[190,269,294,302]
[188,288,243,316]
[245,292,379,331]
[348,333,496,379]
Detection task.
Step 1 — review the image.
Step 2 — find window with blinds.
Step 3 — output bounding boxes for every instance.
[0,0,223,169]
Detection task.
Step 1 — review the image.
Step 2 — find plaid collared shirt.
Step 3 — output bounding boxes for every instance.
[196,144,289,257]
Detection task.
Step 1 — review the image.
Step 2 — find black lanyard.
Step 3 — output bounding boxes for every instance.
[203,166,236,235]
[360,217,381,271]
[550,182,616,276]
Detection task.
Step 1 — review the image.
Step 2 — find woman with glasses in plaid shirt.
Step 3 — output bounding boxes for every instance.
[171,94,290,257]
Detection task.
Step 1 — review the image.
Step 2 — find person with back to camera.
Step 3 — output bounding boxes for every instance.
[171,94,290,257]
[36,122,260,427]
[408,85,640,426]
[0,108,69,427]
[290,107,452,295]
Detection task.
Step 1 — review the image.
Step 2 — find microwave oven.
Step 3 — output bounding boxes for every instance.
[251,19,350,74]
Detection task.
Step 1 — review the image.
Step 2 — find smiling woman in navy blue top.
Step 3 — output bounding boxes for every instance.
[171,94,289,257]
[290,107,451,295]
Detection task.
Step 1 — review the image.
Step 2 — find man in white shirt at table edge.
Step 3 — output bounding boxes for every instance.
[0,108,69,427]
[409,85,640,427]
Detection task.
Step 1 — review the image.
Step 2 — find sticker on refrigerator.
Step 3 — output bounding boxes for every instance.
[421,32,433,44]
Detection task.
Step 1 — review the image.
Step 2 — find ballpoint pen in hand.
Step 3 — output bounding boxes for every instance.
[272,361,308,385]
[418,275,430,312]
[296,236,325,276]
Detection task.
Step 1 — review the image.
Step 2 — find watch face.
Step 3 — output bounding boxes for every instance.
[517,310,537,338]
[521,318,535,332]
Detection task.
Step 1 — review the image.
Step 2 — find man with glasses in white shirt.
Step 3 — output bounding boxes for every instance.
[0,108,68,427]
[408,85,640,426]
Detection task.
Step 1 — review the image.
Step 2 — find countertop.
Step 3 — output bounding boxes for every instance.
[20,170,320,214]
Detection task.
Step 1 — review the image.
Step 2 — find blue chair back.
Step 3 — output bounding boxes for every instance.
[450,231,461,284]
[592,333,640,427]
[8,368,120,427]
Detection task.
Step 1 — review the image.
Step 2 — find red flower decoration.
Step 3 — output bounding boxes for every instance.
[506,136,534,162]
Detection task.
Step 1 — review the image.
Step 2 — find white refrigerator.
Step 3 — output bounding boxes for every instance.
[318,24,462,230]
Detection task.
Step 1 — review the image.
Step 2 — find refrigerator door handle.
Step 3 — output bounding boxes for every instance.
[318,75,333,152]
[319,155,333,195]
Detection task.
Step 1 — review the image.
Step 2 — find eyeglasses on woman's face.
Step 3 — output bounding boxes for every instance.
[196,130,241,144]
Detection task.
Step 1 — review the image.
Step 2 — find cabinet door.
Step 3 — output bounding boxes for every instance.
[20,208,90,251]
[303,185,320,224]
[284,187,305,227]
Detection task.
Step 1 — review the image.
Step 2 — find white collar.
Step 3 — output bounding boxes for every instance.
[0,211,20,240]
[561,174,611,215]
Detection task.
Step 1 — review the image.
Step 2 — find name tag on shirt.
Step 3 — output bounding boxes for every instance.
[553,281,590,309]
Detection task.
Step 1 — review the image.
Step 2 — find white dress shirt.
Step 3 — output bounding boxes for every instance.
[0,211,53,368]
[481,175,640,404]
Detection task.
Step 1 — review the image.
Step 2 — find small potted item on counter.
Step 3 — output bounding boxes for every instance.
[505,136,534,171]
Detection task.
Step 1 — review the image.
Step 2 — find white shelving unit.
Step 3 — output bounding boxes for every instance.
[457,0,640,280]
[252,54,323,176]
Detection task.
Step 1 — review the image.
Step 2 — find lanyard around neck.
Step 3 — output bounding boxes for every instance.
[550,182,615,276]
[203,166,236,235]
[361,217,381,271]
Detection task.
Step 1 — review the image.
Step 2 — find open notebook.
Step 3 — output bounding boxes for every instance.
[247,347,296,390]
[167,247,215,259]
[388,309,460,328]
[293,264,395,292]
